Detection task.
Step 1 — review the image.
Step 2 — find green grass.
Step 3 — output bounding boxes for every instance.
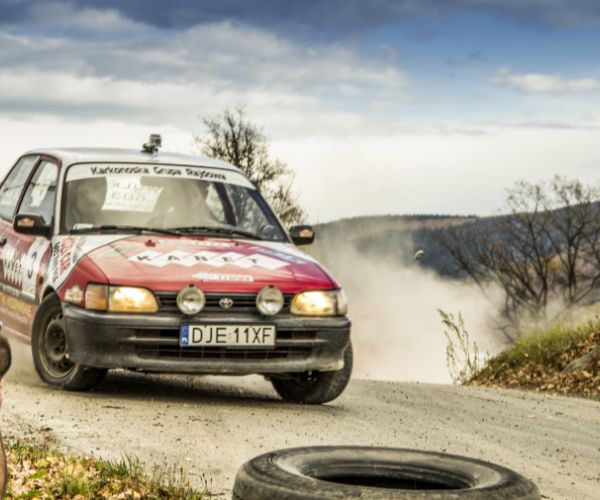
[5,439,208,499]
[490,317,599,370]
[470,313,600,397]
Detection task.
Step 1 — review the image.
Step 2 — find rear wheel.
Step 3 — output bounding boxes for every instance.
[271,343,353,404]
[32,294,107,391]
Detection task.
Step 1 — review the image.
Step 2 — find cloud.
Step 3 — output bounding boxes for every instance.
[492,67,600,94]
[3,0,600,37]
[0,16,409,136]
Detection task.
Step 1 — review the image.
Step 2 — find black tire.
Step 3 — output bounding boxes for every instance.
[233,447,540,500]
[32,294,107,391]
[0,334,11,378]
[271,343,353,404]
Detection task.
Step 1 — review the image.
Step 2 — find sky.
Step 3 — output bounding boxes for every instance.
[1,1,600,222]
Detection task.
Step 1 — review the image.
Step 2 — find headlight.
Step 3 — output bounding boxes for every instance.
[256,285,284,316]
[291,290,348,316]
[176,285,206,315]
[84,284,158,313]
[110,286,158,313]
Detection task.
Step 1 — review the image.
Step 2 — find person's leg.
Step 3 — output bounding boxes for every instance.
[0,334,11,496]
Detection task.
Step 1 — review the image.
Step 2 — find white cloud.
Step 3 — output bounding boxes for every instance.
[1,5,600,224]
[492,67,600,94]
[0,18,410,137]
[272,126,600,221]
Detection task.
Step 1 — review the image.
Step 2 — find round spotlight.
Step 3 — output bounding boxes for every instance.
[256,285,284,316]
[176,285,206,315]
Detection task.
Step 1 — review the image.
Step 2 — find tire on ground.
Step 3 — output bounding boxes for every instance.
[271,343,353,404]
[233,446,540,500]
[32,294,107,391]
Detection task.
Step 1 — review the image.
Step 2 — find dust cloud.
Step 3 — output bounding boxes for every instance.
[314,248,500,383]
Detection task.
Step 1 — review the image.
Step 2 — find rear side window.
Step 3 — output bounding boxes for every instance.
[18,160,59,224]
[0,155,39,220]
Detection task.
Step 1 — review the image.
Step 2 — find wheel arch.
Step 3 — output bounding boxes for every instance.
[41,286,58,300]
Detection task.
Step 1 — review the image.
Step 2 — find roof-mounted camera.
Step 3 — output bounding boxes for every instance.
[142,134,162,154]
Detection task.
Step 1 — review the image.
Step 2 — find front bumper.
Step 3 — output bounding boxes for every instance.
[63,305,351,375]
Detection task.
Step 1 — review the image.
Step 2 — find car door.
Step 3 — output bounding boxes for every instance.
[11,158,60,338]
[0,155,40,339]
[0,157,59,340]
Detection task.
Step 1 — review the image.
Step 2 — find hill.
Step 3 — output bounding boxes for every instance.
[311,214,477,277]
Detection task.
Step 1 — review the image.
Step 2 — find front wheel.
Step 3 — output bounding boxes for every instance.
[32,295,107,391]
[271,343,353,404]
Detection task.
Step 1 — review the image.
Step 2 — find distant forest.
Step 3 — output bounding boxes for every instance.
[313,214,478,277]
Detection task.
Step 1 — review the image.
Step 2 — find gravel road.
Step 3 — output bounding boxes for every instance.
[1,342,599,499]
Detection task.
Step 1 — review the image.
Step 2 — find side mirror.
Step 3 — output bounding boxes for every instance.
[13,214,52,237]
[289,225,315,246]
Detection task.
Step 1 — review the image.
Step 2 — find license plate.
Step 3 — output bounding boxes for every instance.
[180,324,276,347]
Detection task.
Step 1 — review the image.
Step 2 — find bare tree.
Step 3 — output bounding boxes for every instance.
[438,176,600,338]
[195,107,305,224]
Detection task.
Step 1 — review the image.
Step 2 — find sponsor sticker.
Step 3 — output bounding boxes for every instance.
[47,235,130,289]
[1,237,50,297]
[251,246,309,265]
[66,164,253,188]
[193,272,254,282]
[1,245,23,288]
[156,239,233,247]
[0,290,32,325]
[22,238,51,299]
[129,250,289,270]
[64,284,84,304]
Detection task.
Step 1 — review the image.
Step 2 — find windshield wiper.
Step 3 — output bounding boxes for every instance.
[172,225,263,240]
[70,225,180,236]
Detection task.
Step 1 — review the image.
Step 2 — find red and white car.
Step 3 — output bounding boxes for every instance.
[0,138,352,404]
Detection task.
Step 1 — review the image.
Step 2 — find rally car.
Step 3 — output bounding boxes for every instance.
[0,136,352,404]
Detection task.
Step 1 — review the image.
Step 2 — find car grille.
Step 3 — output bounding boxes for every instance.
[155,292,294,314]
[132,328,316,360]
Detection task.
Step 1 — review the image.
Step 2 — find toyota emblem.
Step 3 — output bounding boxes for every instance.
[219,297,234,309]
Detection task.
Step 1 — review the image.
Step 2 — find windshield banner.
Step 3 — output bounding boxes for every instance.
[66,164,254,188]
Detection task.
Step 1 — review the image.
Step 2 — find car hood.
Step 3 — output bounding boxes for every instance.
[65,234,337,293]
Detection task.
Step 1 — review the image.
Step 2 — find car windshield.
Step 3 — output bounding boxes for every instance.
[61,163,287,241]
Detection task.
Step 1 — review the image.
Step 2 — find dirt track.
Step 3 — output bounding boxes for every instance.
[1,341,599,499]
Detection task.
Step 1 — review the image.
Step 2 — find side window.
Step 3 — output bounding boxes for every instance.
[18,160,59,224]
[0,156,39,220]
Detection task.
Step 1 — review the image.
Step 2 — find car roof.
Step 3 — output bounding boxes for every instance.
[23,147,243,173]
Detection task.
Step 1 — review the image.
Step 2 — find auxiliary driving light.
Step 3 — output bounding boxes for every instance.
[176,285,206,315]
[256,285,284,316]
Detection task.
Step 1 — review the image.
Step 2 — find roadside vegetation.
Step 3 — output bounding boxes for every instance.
[436,176,599,398]
[469,317,600,398]
[439,309,483,385]
[4,437,207,499]
[441,309,599,398]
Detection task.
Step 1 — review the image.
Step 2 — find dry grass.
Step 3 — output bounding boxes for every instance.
[470,318,600,398]
[4,437,208,499]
